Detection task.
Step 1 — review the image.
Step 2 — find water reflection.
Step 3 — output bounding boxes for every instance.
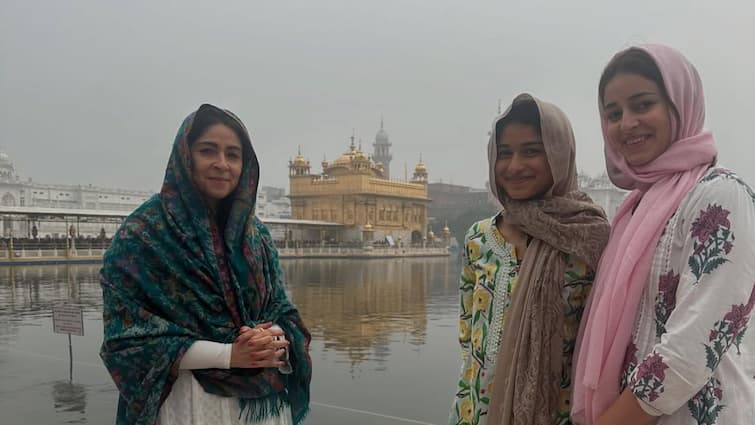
[0,259,462,425]
[283,258,457,372]
[51,380,88,423]
[0,265,101,351]
[0,265,102,317]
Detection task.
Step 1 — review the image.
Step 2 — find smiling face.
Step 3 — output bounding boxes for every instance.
[494,123,554,200]
[601,72,673,167]
[190,123,243,208]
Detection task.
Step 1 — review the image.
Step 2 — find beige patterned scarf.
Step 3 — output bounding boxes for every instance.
[486,94,610,425]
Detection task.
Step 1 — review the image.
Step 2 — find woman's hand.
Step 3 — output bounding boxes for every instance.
[230,322,289,368]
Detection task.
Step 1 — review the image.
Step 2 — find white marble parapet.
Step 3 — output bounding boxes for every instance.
[276,246,449,258]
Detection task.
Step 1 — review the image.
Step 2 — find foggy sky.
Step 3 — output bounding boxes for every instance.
[2,0,754,192]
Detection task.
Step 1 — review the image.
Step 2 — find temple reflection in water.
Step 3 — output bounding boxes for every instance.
[0,258,461,425]
[282,258,454,368]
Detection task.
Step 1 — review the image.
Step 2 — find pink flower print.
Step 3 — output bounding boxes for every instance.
[688,204,735,282]
[724,304,751,336]
[725,286,755,336]
[655,271,680,336]
[658,271,680,300]
[705,286,755,366]
[746,285,755,311]
[691,204,731,242]
[631,352,669,402]
[638,353,669,382]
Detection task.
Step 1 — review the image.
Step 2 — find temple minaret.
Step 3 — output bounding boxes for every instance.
[372,117,392,179]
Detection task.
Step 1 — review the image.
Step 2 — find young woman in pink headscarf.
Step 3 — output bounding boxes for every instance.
[572,44,755,425]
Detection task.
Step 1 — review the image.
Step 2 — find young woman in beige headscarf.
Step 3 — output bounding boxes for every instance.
[448,94,610,425]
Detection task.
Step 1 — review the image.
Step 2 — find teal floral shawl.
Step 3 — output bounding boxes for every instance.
[100,104,311,425]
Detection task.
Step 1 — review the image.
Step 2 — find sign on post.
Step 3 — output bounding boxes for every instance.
[53,303,84,336]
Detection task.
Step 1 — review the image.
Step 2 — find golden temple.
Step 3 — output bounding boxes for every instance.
[288,126,430,244]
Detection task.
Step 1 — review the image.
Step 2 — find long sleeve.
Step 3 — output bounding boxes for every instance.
[628,172,755,416]
[458,227,476,360]
[179,340,232,370]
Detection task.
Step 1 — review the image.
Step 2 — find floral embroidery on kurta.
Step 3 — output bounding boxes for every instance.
[630,352,669,402]
[655,270,680,337]
[449,216,593,425]
[620,342,638,391]
[704,286,755,369]
[620,168,755,425]
[688,204,734,282]
[687,377,725,425]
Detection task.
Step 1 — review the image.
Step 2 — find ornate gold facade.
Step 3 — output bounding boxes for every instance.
[288,137,430,242]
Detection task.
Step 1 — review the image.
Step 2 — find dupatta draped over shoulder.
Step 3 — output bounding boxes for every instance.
[571,44,718,424]
[100,104,311,425]
[486,94,610,425]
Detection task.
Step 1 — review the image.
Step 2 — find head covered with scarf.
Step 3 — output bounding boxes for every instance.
[100,104,311,425]
[486,94,610,425]
[571,44,718,424]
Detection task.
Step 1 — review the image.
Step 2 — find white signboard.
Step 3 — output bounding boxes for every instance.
[53,303,84,336]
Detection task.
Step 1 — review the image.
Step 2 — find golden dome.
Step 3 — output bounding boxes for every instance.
[415,159,427,173]
[290,147,308,167]
[442,225,450,236]
[427,229,435,239]
[331,141,358,167]
[326,136,381,177]
[293,154,307,166]
[355,149,369,161]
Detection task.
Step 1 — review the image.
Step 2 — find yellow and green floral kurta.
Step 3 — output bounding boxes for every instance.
[449,215,594,425]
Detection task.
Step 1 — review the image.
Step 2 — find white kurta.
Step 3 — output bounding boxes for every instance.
[157,340,292,425]
[158,371,292,425]
[620,167,755,425]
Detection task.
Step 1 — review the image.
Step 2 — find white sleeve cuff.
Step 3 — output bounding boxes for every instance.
[179,340,232,370]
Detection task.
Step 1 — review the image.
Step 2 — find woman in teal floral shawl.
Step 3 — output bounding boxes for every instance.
[100,104,311,425]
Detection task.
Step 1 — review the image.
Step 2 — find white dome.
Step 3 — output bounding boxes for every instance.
[0,151,15,172]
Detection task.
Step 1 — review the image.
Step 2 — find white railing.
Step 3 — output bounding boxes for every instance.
[277,246,448,258]
[0,245,447,263]
[0,247,105,263]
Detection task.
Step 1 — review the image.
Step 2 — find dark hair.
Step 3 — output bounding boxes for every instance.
[598,48,679,121]
[495,99,541,142]
[187,104,249,153]
[186,104,250,227]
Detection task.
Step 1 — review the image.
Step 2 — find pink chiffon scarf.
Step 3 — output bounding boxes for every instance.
[571,44,718,424]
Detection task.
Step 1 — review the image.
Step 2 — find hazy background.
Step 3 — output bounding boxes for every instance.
[2,0,753,192]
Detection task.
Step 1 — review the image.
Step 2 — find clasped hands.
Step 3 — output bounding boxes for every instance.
[230,322,289,369]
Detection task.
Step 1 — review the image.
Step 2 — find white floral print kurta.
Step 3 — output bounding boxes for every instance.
[620,167,755,425]
[449,215,594,425]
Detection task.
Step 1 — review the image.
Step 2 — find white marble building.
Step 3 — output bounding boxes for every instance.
[579,172,628,221]
[255,186,292,219]
[0,150,152,211]
[0,149,292,238]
